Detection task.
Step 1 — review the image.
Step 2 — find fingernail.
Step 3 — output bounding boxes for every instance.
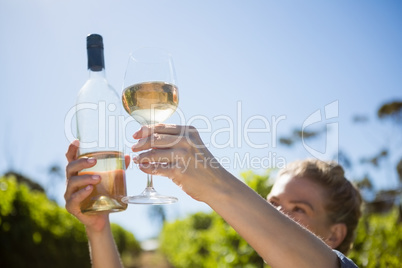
[92,175,100,180]
[87,158,96,164]
[72,140,79,147]
[85,185,93,191]
[132,156,138,163]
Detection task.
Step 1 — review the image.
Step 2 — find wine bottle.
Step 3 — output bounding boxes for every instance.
[75,34,127,214]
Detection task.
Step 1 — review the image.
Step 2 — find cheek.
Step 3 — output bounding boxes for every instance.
[281,211,310,228]
[287,214,324,236]
[289,214,310,227]
[303,218,331,238]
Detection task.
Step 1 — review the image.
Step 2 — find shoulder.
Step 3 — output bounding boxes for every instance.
[333,250,358,268]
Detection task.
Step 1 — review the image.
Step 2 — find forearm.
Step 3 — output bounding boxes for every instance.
[86,220,123,268]
[205,170,339,268]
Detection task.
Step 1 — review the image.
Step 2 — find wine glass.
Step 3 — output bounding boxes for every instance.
[121,47,179,204]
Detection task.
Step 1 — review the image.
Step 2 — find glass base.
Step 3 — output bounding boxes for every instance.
[81,196,127,214]
[122,187,178,205]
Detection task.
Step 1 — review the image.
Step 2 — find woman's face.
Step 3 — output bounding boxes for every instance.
[267,174,334,245]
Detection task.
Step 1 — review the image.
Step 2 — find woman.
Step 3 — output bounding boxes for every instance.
[267,159,361,260]
[65,124,361,267]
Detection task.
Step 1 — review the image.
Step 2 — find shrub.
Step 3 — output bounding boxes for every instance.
[349,207,402,267]
[0,174,140,268]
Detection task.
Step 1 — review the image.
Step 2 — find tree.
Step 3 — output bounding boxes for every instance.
[279,100,402,216]
[351,100,402,216]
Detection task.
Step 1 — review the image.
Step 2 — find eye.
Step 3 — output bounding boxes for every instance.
[292,206,306,213]
[268,199,279,207]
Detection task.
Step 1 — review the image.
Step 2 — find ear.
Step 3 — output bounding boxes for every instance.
[326,223,347,249]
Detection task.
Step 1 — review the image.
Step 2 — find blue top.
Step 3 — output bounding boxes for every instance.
[334,250,358,268]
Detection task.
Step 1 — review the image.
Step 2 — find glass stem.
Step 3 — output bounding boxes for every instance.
[147,174,154,188]
[145,122,156,190]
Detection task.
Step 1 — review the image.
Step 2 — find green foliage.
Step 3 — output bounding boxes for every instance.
[0,174,140,268]
[377,101,402,121]
[160,172,272,268]
[160,212,266,268]
[0,175,89,267]
[240,169,274,199]
[349,208,402,268]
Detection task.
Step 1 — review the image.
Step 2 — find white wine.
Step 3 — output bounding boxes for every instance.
[122,81,179,125]
[78,151,127,214]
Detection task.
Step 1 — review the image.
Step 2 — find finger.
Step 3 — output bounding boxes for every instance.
[64,174,100,201]
[65,184,94,216]
[138,162,175,178]
[132,133,185,152]
[133,148,182,164]
[66,157,97,179]
[66,140,80,162]
[133,124,195,139]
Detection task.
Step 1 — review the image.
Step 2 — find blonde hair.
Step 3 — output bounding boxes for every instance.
[277,159,362,254]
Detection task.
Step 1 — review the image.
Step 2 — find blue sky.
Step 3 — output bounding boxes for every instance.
[1,0,401,240]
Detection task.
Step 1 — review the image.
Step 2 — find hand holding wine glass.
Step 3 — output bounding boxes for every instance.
[121,48,179,204]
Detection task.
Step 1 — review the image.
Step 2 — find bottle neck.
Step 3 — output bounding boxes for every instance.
[87,46,105,71]
[88,68,106,79]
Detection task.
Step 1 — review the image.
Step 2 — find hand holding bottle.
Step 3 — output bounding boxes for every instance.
[64,140,131,232]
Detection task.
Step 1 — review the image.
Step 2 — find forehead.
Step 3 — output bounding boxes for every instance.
[269,174,327,204]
